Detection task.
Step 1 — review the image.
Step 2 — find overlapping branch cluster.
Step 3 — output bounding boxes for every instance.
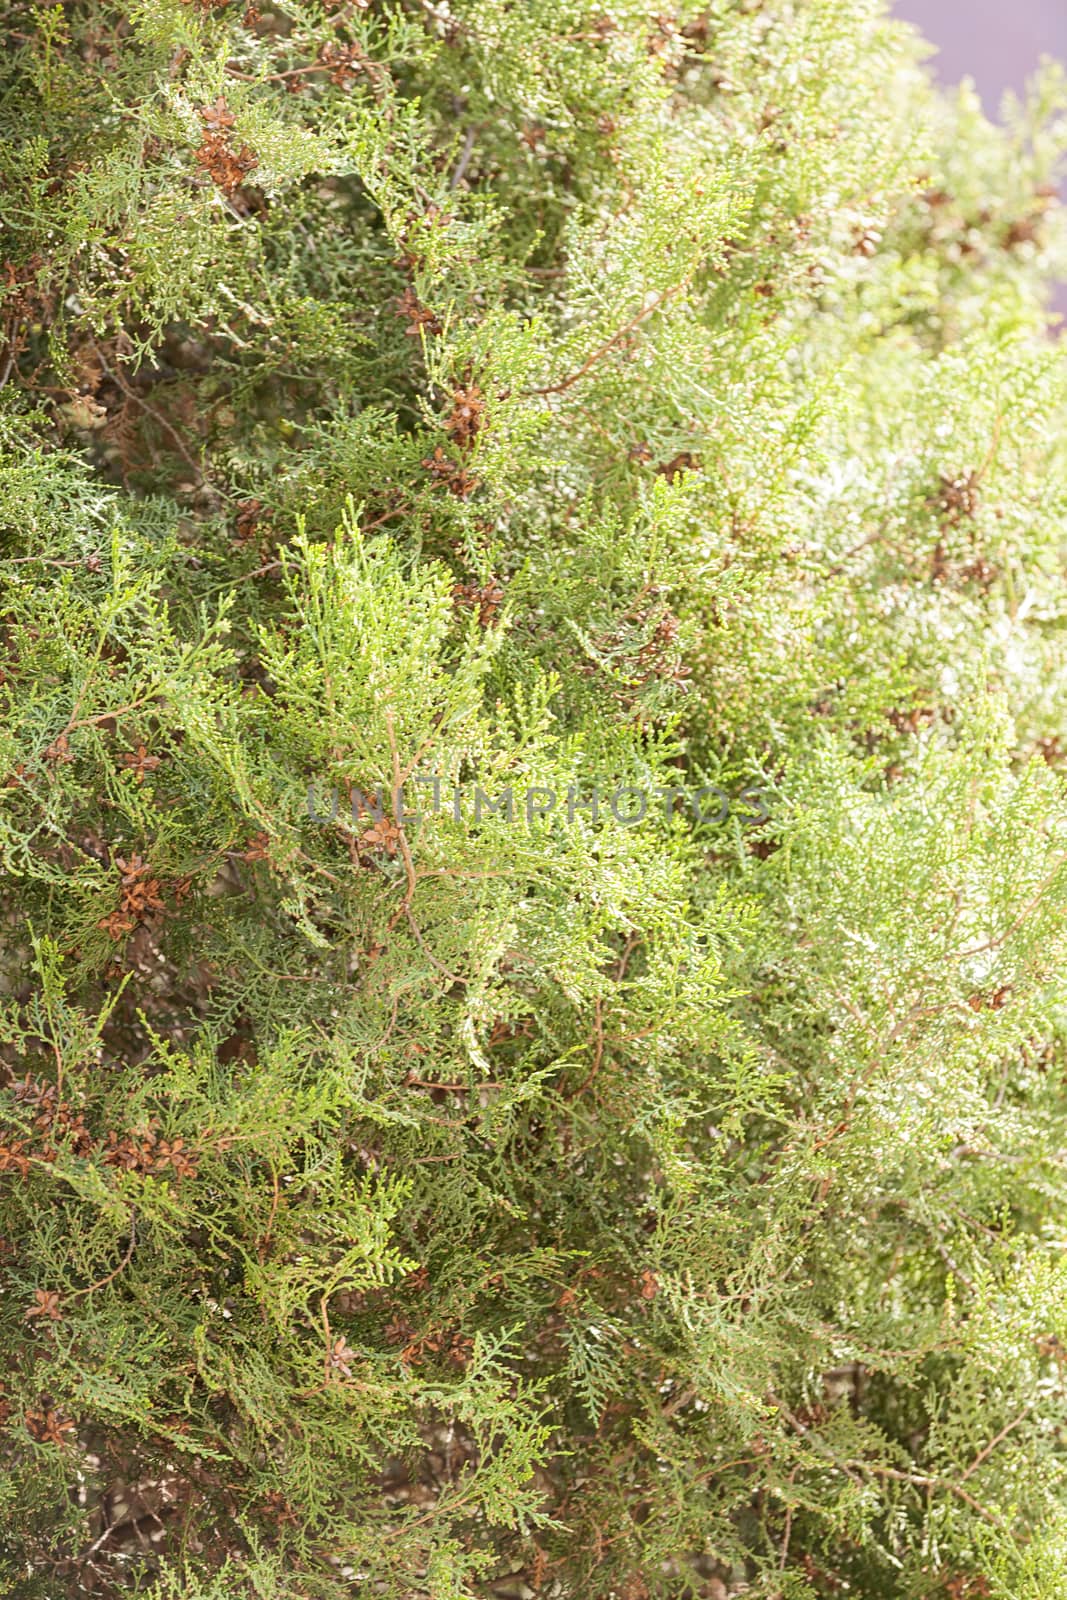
[2,1,1067,1598]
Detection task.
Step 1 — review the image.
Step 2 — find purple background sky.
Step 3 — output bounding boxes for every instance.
[892,0,1067,117]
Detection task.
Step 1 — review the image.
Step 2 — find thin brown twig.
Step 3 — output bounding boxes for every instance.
[932,1234,976,1294]
[847,1460,1008,1530]
[404,907,466,984]
[93,345,207,485]
[258,1166,281,1263]
[65,699,157,738]
[0,555,86,569]
[613,929,639,981]
[236,559,282,584]
[449,125,478,190]
[950,854,1067,960]
[525,284,685,398]
[0,317,22,390]
[779,1465,799,1571]
[823,460,904,577]
[960,1406,1032,1483]
[567,997,605,1099]
[383,708,419,929]
[403,1076,501,1091]
[321,1294,333,1383]
[70,1212,137,1299]
[774,1393,1009,1531]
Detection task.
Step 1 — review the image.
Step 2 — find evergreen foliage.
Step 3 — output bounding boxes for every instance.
[2,0,1067,1594]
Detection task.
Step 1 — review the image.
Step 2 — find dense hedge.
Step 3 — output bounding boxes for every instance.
[3,1,1067,1595]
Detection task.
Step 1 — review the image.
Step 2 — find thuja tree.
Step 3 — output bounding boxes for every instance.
[3,0,1067,1595]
